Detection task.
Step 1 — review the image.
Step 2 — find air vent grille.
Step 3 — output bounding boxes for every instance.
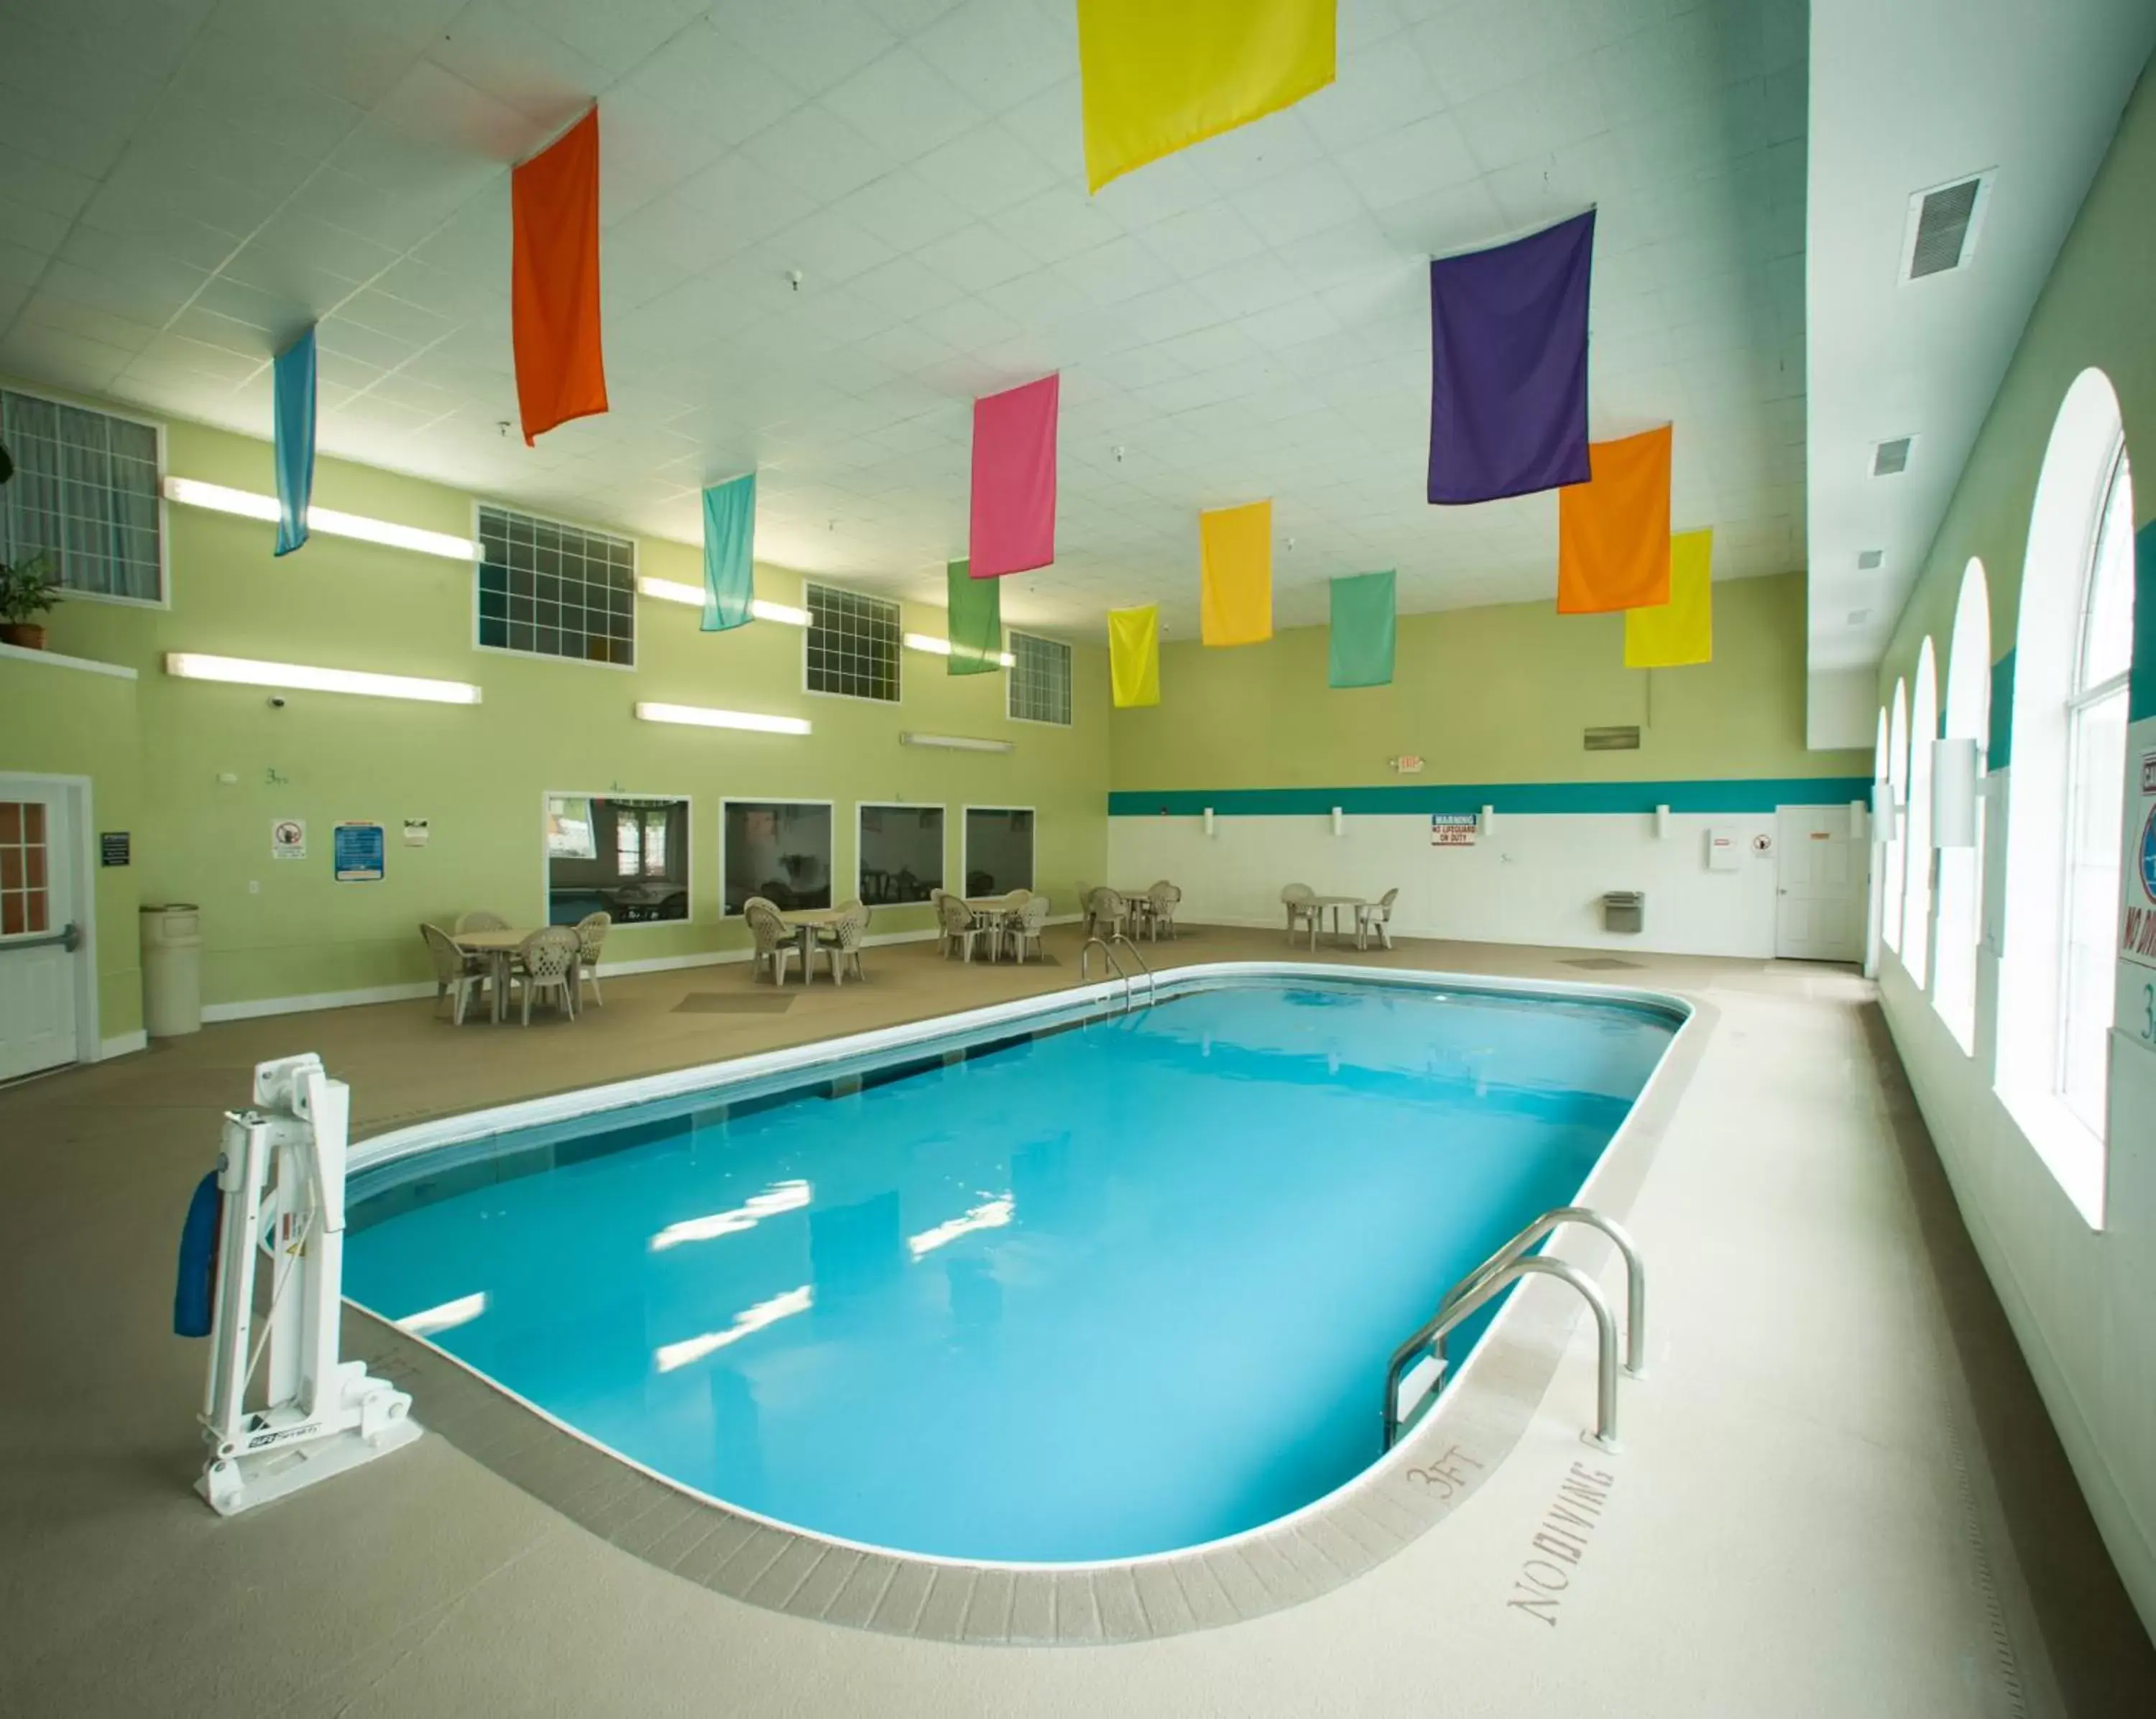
[1847,609,1871,627]
[1872,437,1912,477]
[1909,178,1981,278]
[1584,726,1641,752]
[1857,549,1884,571]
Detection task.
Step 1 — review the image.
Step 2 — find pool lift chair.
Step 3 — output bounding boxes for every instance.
[187,1053,420,1515]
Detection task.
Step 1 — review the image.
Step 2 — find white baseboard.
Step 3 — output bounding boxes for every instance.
[98,1030,147,1059]
[203,982,437,1022]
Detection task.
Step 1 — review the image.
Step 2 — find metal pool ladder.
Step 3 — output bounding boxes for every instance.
[1079,934,1156,1011]
[1381,1206,1646,1453]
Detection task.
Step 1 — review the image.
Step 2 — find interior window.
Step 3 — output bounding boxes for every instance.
[1884,681,1908,951]
[1902,640,1938,985]
[1933,561,1990,1052]
[964,808,1034,895]
[548,795,688,924]
[858,804,944,905]
[724,801,834,914]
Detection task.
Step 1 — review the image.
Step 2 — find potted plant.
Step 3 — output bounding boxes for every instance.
[0,552,61,650]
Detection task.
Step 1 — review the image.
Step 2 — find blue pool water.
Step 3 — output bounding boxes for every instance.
[347,978,1677,1562]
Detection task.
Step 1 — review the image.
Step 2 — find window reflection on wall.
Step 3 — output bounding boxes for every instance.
[547,794,689,924]
[858,804,943,905]
[724,801,834,915]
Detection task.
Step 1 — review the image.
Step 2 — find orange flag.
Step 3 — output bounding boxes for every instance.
[1557,425,1671,614]
[512,108,607,446]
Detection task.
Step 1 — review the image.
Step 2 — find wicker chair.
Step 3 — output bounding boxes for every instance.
[937,890,992,962]
[816,898,872,985]
[1146,880,1182,941]
[1281,883,1319,949]
[420,923,488,1025]
[1359,887,1399,951]
[1006,893,1051,963]
[928,888,954,955]
[575,911,611,1005]
[1084,887,1125,944]
[510,926,580,1024]
[454,910,510,934]
[1075,882,1097,936]
[743,898,800,986]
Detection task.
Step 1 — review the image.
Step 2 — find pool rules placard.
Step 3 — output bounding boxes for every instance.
[333,821,385,883]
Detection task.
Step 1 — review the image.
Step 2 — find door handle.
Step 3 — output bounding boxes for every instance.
[0,922,78,954]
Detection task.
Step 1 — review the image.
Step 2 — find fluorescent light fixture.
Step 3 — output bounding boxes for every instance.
[635,576,808,627]
[636,700,810,736]
[900,731,1013,754]
[163,476,476,561]
[649,1180,811,1251]
[395,1292,487,1336]
[908,1196,1014,1259]
[905,632,1015,668]
[165,651,482,705]
[655,1284,812,1373]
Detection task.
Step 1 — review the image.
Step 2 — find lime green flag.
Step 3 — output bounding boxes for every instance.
[946,559,1001,675]
[1328,570,1395,688]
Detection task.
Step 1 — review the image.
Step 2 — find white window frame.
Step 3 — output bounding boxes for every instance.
[1884,679,1908,952]
[474,501,639,673]
[538,790,694,928]
[719,796,837,918]
[1932,559,1991,1054]
[961,803,1037,897]
[854,801,946,906]
[801,580,903,705]
[1005,630,1074,728]
[1902,639,1939,988]
[0,382,171,611]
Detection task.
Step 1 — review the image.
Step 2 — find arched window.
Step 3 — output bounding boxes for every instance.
[1934,560,1991,1051]
[1998,367,2137,1218]
[1884,679,1909,951]
[1902,640,1939,985]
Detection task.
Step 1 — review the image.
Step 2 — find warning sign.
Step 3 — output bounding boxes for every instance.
[1430,814,1477,847]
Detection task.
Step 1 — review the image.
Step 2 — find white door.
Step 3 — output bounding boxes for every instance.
[1774,805,1865,962]
[0,785,80,1081]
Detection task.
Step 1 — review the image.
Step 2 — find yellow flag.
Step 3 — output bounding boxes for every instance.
[1109,604,1160,707]
[1624,529,1713,667]
[1077,0,1337,194]
[1199,499,1273,647]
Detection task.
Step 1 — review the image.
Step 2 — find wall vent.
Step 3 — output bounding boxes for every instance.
[1856,548,1884,571]
[1583,725,1641,752]
[1871,436,1913,477]
[1902,172,1992,282]
[1847,608,1871,627]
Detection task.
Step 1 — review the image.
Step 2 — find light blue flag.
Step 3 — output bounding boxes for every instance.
[1329,569,1396,688]
[701,471,755,632]
[272,326,315,557]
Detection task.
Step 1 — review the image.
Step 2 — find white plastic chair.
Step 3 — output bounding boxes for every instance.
[510,927,580,1024]
[1281,883,1319,949]
[816,899,871,984]
[420,923,487,1025]
[744,898,800,986]
[575,911,610,1005]
[1359,888,1399,951]
[938,891,991,962]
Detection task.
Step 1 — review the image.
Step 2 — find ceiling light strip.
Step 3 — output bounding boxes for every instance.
[635,576,808,627]
[165,651,482,705]
[163,476,476,562]
[899,731,1013,754]
[636,700,810,737]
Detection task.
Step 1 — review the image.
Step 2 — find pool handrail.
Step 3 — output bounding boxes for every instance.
[1079,936,1133,1010]
[1108,932,1157,1006]
[1443,1206,1646,1378]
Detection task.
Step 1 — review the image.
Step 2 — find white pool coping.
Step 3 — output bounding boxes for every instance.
[343,962,1708,1643]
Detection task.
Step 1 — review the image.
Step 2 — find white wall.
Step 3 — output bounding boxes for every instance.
[1110,810,1792,957]
[1876,725,2156,1631]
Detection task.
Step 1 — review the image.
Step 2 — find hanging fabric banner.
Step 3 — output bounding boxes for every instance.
[1427,211,1593,504]
[272,325,315,557]
[1624,529,1714,668]
[1076,0,1336,194]
[700,471,755,632]
[946,559,1001,675]
[1557,425,1672,614]
[1199,499,1273,646]
[1329,569,1396,688]
[970,373,1059,579]
[512,106,608,446]
[1109,604,1161,708]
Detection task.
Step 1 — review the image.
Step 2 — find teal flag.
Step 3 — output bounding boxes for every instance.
[947,558,1001,675]
[272,326,315,556]
[701,471,755,632]
[1329,569,1396,688]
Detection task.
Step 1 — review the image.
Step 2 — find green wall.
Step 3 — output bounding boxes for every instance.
[0,653,143,1041]
[12,413,1109,1013]
[1110,570,1868,793]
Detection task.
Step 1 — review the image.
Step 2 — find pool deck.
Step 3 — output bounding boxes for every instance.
[2,926,2150,1715]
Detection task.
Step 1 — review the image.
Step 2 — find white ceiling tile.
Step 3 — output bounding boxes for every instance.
[0,322,139,390]
[911,123,1062,218]
[745,207,899,290]
[826,170,976,253]
[848,254,970,323]
[1334,111,1480,208]
[1134,201,1271,280]
[709,0,900,98]
[1058,236,1179,308]
[737,103,890,204]
[911,0,1071,111]
[496,0,708,78]
[913,222,1038,294]
[423,1,610,126]
[820,47,985,162]
[985,185,1125,267]
[0,143,98,223]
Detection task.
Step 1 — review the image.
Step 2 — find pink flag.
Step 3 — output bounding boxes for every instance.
[969,374,1059,579]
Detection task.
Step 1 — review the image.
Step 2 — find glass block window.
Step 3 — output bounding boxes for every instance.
[805,582,900,702]
[0,389,162,602]
[1008,630,1072,726]
[476,504,635,666]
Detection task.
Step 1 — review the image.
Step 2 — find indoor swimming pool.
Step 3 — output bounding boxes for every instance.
[346,972,1682,1564]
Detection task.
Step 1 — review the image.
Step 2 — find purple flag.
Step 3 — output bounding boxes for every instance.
[1426,210,1593,505]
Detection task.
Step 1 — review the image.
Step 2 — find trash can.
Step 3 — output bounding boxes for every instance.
[141,903,203,1037]
[1601,891,1644,935]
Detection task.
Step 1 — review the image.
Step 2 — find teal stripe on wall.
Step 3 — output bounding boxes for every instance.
[2132,520,2156,723]
[1990,650,2016,769]
[1107,777,1875,817]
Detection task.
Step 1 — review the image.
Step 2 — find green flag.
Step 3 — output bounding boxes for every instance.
[947,559,1001,675]
[1329,569,1395,688]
